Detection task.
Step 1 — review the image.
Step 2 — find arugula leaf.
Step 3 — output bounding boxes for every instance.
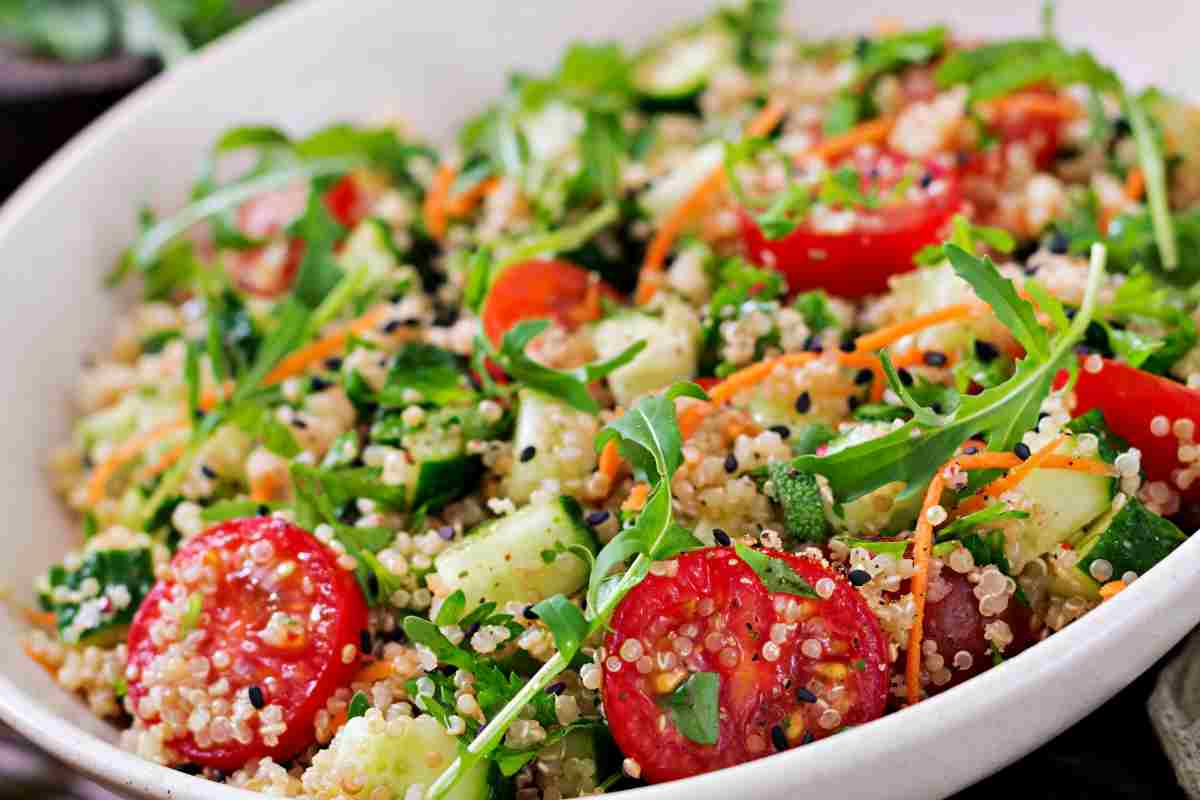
[1123,89,1178,271]
[947,245,1047,360]
[718,0,782,72]
[481,319,645,414]
[754,183,814,240]
[657,672,720,745]
[594,382,707,486]
[734,544,818,597]
[286,179,346,310]
[531,595,589,661]
[378,343,476,407]
[936,503,1030,542]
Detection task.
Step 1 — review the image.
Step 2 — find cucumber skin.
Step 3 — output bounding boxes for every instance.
[1075,496,1187,581]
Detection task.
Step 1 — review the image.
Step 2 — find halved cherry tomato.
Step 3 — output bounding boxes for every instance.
[126,517,368,769]
[919,567,1034,695]
[739,150,962,297]
[1059,358,1200,502]
[481,259,619,344]
[602,548,889,784]
[226,175,368,298]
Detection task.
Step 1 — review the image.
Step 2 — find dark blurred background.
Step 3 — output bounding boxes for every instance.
[0,1,1191,798]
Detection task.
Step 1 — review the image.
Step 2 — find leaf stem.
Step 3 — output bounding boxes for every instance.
[1122,90,1177,270]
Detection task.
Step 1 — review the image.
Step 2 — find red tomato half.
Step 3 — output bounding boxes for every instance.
[227,175,368,298]
[739,150,962,298]
[602,548,889,784]
[481,259,619,344]
[126,518,368,769]
[1060,358,1200,502]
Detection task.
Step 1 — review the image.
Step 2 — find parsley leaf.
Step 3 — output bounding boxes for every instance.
[658,672,720,745]
[378,343,476,407]
[734,544,818,597]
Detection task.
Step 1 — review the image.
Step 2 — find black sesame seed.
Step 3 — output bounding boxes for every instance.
[546,682,566,695]
[523,605,539,620]
[324,357,343,371]
[770,724,789,752]
[178,764,202,775]
[360,630,372,653]
[586,510,611,526]
[839,338,856,353]
[769,424,791,440]
[802,335,824,353]
[854,368,874,385]
[1065,307,1077,320]
[292,418,308,430]
[257,504,271,516]
[463,622,481,640]
[847,569,872,587]
[794,392,812,413]
[1113,116,1131,137]
[200,464,216,479]
[713,528,732,547]
[437,525,455,541]
[519,445,537,462]
[796,686,817,703]
[920,171,934,189]
[1022,263,1040,277]
[248,686,266,710]
[800,731,815,745]
[382,319,403,334]
[931,402,943,414]
[973,340,999,362]
[963,446,979,455]
[1047,230,1070,255]
[922,350,948,367]
[848,396,860,412]
[724,453,739,473]
[367,571,380,597]
[310,376,332,392]
[853,35,870,59]
[1014,442,1032,460]
[898,368,913,387]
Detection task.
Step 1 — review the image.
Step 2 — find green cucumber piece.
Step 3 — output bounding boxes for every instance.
[403,407,487,511]
[507,390,598,504]
[592,299,700,406]
[632,26,733,103]
[639,141,724,221]
[314,714,488,800]
[434,497,598,612]
[1011,439,1116,560]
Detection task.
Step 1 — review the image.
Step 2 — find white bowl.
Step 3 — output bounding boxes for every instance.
[0,1,1198,798]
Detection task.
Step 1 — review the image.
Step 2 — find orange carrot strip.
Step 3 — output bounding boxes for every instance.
[1125,168,1145,201]
[444,176,501,217]
[599,440,623,484]
[983,92,1083,121]
[809,115,897,161]
[636,100,788,304]
[263,305,391,385]
[854,303,983,352]
[136,442,187,482]
[86,418,191,507]
[353,660,395,684]
[1099,580,1127,601]
[566,281,604,326]
[422,162,457,240]
[979,434,1068,500]
[22,608,57,630]
[622,483,651,512]
[22,641,57,675]
[906,466,948,705]
[249,470,283,504]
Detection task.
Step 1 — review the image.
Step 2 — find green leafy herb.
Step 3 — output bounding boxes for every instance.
[378,344,476,407]
[39,548,155,645]
[718,0,782,72]
[1123,89,1178,271]
[435,590,467,626]
[530,595,589,660]
[734,543,818,596]
[347,690,370,721]
[936,503,1030,542]
[657,672,720,745]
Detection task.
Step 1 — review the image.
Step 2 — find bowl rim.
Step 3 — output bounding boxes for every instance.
[1,1,1199,798]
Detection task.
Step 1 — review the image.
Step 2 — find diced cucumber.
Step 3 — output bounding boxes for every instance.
[1052,495,1187,599]
[75,391,179,455]
[883,262,997,355]
[38,548,156,646]
[592,298,700,406]
[507,390,599,504]
[434,497,598,611]
[338,218,402,287]
[639,141,724,221]
[1010,440,1116,560]
[403,407,484,511]
[766,463,829,542]
[540,728,606,797]
[313,714,488,800]
[632,26,733,103]
[821,424,924,536]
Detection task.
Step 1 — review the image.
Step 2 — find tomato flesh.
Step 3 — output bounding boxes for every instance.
[602,548,889,784]
[739,150,962,298]
[1061,358,1200,502]
[481,259,618,345]
[126,517,368,769]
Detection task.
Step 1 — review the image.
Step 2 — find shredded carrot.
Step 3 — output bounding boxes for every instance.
[250,470,284,504]
[1099,580,1127,601]
[1125,168,1145,201]
[422,162,457,240]
[905,466,948,705]
[22,641,57,675]
[567,281,604,326]
[263,305,391,385]
[22,608,57,630]
[721,413,761,445]
[636,100,788,304]
[979,434,1068,500]
[86,419,191,507]
[331,707,349,733]
[353,659,394,684]
[983,92,1083,121]
[622,482,651,512]
[444,176,500,217]
[854,303,983,352]
[136,442,187,482]
[810,115,897,162]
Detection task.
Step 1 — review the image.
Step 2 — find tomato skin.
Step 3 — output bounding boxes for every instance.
[1061,358,1200,501]
[481,259,618,344]
[739,151,962,298]
[126,518,368,769]
[602,548,889,784]
[919,567,1035,695]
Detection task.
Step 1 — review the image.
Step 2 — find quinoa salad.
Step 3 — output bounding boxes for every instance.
[26,3,1200,798]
